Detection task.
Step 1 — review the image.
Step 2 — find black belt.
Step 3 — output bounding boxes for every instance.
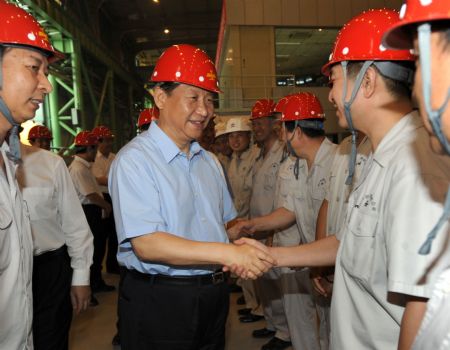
[127,268,229,286]
[34,245,68,264]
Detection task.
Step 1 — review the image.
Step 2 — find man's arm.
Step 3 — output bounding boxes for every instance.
[86,192,112,216]
[227,207,296,240]
[235,234,339,268]
[131,232,276,279]
[398,296,427,350]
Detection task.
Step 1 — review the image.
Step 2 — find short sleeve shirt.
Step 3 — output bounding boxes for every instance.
[283,138,337,244]
[108,122,236,276]
[69,156,104,205]
[331,112,450,350]
[250,140,284,218]
[327,135,371,238]
[228,145,259,218]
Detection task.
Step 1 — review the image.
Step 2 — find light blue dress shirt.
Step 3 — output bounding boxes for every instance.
[109,122,237,276]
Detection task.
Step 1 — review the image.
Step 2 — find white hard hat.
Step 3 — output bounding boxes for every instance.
[223,117,252,135]
[214,121,227,138]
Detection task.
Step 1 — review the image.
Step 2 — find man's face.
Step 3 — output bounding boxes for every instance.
[412,33,450,154]
[251,117,274,143]
[98,137,113,156]
[86,145,98,162]
[228,131,250,153]
[0,47,52,124]
[328,64,357,130]
[215,134,232,156]
[156,84,215,147]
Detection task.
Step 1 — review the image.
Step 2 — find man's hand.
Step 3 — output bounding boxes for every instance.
[227,220,256,240]
[70,285,91,314]
[223,237,276,279]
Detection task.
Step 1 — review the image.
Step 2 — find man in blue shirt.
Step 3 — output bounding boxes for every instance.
[109,44,275,350]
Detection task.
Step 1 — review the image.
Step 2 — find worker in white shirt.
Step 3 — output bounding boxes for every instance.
[382,1,450,348]
[91,125,119,276]
[234,9,450,350]
[241,98,290,350]
[17,141,93,350]
[69,130,112,302]
[0,2,60,349]
[232,93,337,349]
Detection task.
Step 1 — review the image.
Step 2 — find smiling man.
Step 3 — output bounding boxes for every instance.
[109,44,275,350]
[0,1,58,349]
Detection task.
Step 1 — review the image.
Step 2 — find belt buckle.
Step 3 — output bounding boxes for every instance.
[212,271,224,285]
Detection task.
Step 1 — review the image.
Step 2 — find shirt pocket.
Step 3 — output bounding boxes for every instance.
[21,187,56,221]
[340,210,378,281]
[0,204,12,272]
[263,163,280,191]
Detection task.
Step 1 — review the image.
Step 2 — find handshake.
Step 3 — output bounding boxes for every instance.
[221,219,277,280]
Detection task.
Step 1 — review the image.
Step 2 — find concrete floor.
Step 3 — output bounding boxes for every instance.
[69,273,292,350]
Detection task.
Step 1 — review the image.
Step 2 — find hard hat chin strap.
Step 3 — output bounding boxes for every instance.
[0,98,21,162]
[0,45,21,162]
[417,23,450,255]
[341,60,373,185]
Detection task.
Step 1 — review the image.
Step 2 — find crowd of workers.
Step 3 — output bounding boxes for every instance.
[0,0,449,349]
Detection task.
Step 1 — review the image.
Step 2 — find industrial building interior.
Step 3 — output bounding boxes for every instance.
[7,0,406,349]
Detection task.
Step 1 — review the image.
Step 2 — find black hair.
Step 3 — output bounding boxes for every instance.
[284,119,325,138]
[346,61,413,100]
[155,82,181,95]
[74,145,96,154]
[433,22,450,50]
[140,123,150,131]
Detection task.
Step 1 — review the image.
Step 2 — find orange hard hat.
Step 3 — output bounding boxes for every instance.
[150,44,221,93]
[250,99,276,120]
[321,8,414,76]
[383,0,450,49]
[28,125,52,140]
[138,107,159,128]
[281,93,325,124]
[74,131,98,146]
[91,125,114,139]
[0,1,63,63]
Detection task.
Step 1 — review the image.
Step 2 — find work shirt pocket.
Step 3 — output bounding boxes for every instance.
[0,204,13,272]
[22,187,56,221]
[340,210,378,281]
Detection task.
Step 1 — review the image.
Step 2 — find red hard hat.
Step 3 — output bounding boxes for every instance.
[138,107,159,128]
[91,125,114,139]
[250,99,276,120]
[281,93,325,122]
[28,125,52,140]
[151,44,221,93]
[321,9,415,76]
[74,131,98,146]
[274,94,298,114]
[0,1,63,63]
[383,0,450,49]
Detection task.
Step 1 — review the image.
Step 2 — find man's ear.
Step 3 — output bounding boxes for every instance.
[153,87,167,110]
[362,66,377,98]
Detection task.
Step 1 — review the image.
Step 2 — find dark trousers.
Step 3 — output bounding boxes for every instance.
[32,245,73,350]
[120,270,230,350]
[82,204,106,286]
[103,193,119,273]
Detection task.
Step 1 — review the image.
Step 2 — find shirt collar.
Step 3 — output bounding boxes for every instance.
[373,111,420,168]
[148,122,203,163]
[74,155,92,168]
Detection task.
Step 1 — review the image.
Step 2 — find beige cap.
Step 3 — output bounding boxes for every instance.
[223,117,252,135]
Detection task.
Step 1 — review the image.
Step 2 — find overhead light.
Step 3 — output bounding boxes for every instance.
[318,28,323,32]
[153,0,159,3]
[164,28,170,34]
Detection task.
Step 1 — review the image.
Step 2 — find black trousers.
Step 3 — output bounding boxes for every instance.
[120,270,230,350]
[82,204,106,286]
[103,193,119,273]
[32,245,73,350]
